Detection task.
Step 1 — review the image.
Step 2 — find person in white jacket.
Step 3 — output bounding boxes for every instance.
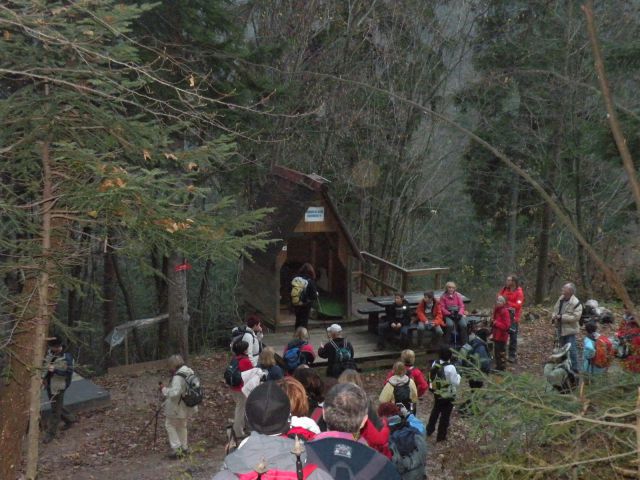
[161,354,197,458]
[426,347,461,442]
[242,316,264,367]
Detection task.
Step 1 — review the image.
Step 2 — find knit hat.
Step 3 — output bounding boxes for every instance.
[327,323,342,334]
[245,382,291,435]
[246,315,261,329]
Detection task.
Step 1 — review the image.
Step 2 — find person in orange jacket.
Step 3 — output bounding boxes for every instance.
[499,275,525,363]
[416,291,445,347]
[491,296,511,371]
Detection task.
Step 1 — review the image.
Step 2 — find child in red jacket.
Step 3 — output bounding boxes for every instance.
[384,349,429,399]
[492,296,511,371]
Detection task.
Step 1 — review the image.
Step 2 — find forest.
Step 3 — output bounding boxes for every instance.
[1,1,640,479]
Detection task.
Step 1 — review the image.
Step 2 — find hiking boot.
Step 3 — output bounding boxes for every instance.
[508,356,517,364]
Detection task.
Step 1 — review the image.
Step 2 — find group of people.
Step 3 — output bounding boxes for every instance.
[216,348,451,479]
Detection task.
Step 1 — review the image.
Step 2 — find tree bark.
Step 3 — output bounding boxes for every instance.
[152,251,170,358]
[190,260,212,352]
[507,178,520,272]
[534,200,552,305]
[102,237,117,368]
[167,254,189,360]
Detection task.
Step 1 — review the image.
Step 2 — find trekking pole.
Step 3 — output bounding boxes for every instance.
[136,382,165,445]
[291,435,305,480]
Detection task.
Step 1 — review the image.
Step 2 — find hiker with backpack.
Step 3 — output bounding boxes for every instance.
[379,362,419,414]
[160,354,200,458]
[551,282,583,373]
[426,347,461,442]
[213,382,333,480]
[498,274,525,363]
[41,335,75,443]
[283,327,316,373]
[377,292,412,350]
[318,323,356,378]
[583,322,614,375]
[226,340,254,439]
[377,402,427,480]
[306,383,401,479]
[416,291,445,348]
[491,296,511,371]
[231,315,264,367]
[385,349,429,398]
[458,328,492,416]
[291,263,319,330]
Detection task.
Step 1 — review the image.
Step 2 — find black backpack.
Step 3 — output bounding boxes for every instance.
[224,357,242,387]
[176,370,203,407]
[392,380,412,410]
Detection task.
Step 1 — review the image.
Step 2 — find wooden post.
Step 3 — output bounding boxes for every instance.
[434,272,441,290]
[401,272,408,293]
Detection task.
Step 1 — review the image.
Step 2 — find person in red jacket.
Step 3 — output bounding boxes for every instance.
[499,275,525,363]
[384,349,429,398]
[229,339,254,438]
[491,296,511,371]
[416,291,445,347]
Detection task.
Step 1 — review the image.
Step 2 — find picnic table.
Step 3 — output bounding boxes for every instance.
[360,290,471,333]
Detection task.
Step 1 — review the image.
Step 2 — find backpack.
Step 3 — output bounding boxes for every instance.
[284,346,303,372]
[291,276,309,306]
[176,370,203,407]
[389,424,426,480]
[428,362,451,398]
[392,380,412,409]
[330,340,352,364]
[224,357,242,387]
[592,335,615,369]
[230,326,250,349]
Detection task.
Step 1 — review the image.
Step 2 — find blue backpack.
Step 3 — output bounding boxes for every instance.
[284,346,302,372]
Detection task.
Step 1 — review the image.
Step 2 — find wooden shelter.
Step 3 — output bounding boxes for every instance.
[239,166,362,330]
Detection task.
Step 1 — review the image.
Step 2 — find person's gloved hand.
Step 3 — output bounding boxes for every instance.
[398,404,409,418]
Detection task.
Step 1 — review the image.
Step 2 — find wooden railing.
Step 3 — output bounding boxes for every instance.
[352,251,450,296]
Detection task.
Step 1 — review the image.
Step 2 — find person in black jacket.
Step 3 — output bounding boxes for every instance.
[42,336,75,443]
[377,292,411,350]
[318,324,355,378]
[291,263,318,330]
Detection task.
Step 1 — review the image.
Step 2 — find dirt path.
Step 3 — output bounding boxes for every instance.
[38,315,559,479]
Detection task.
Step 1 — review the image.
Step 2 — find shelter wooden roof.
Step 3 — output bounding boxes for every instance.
[251,165,362,265]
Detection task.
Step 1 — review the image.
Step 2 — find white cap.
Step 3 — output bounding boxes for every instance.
[327,324,342,333]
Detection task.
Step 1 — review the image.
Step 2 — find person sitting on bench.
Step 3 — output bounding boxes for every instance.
[377,293,411,350]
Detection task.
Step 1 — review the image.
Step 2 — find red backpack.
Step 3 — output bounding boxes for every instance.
[592,335,615,369]
[236,465,317,480]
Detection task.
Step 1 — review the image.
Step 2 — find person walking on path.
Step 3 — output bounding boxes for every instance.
[499,275,524,362]
[160,354,198,458]
[42,336,75,443]
[551,282,583,373]
[229,340,254,439]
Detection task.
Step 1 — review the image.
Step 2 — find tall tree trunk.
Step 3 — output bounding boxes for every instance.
[190,260,213,352]
[574,157,589,294]
[102,238,117,368]
[112,256,145,362]
[167,254,189,360]
[507,179,520,272]
[534,201,552,305]
[152,251,170,358]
